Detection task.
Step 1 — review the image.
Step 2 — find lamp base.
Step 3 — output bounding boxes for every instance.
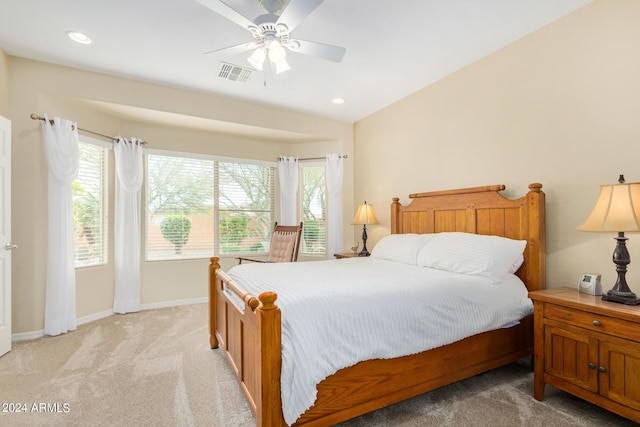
[358,224,370,257]
[602,291,640,305]
[601,231,640,305]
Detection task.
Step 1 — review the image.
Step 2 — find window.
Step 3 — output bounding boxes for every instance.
[218,161,275,254]
[300,164,327,254]
[73,140,108,268]
[145,151,275,261]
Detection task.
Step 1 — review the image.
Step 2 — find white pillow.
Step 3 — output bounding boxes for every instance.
[370,234,436,265]
[510,255,525,274]
[416,232,527,284]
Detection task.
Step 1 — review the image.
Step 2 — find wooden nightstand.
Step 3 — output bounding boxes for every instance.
[529,287,640,423]
[334,253,364,259]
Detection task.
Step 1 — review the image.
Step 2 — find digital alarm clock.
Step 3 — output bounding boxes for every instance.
[578,273,602,296]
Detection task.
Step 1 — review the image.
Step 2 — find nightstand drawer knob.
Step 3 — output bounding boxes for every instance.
[598,366,607,373]
[589,363,596,370]
[592,320,601,326]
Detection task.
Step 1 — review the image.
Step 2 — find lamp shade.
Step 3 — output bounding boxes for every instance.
[351,202,380,225]
[577,182,640,232]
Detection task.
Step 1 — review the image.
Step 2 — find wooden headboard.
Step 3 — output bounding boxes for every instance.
[391,183,546,292]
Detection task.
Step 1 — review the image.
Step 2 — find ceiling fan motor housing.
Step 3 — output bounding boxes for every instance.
[250,14,291,48]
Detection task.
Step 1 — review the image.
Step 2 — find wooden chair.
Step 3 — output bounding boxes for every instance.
[237,222,303,264]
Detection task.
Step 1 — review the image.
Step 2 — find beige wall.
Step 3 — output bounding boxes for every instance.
[354,0,640,294]
[9,0,639,335]
[0,48,8,117]
[8,57,353,334]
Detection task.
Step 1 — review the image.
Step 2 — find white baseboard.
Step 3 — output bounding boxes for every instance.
[11,329,44,342]
[141,296,207,310]
[11,297,208,342]
[78,309,115,326]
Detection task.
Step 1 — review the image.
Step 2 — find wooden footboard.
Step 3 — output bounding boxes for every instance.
[209,257,285,426]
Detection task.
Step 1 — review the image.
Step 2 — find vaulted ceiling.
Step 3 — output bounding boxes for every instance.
[0,0,592,123]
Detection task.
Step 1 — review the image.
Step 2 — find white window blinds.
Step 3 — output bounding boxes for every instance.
[73,140,108,267]
[218,161,275,254]
[145,152,275,260]
[146,154,214,261]
[300,165,327,254]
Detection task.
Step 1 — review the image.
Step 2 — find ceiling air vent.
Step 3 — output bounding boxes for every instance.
[217,62,254,83]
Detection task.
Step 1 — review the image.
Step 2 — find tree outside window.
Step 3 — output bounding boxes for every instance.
[73,141,107,267]
[145,153,274,260]
[300,165,326,254]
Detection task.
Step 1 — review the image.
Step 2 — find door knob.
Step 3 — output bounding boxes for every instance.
[4,242,17,250]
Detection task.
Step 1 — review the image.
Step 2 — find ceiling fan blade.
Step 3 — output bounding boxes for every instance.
[203,43,255,56]
[276,0,323,32]
[195,0,255,30]
[288,39,346,63]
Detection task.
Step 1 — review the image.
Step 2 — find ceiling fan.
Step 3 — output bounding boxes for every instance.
[196,0,346,74]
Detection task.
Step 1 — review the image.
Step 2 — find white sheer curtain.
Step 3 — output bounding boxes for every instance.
[278,156,298,225]
[326,154,344,258]
[41,114,79,336]
[113,137,144,314]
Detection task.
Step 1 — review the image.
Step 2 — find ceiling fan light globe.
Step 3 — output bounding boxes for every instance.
[248,48,266,70]
[274,58,291,74]
[268,41,287,62]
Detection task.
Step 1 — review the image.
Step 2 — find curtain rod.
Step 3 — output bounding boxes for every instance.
[278,155,347,161]
[30,114,148,145]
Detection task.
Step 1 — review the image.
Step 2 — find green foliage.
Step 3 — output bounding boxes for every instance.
[301,166,327,254]
[146,157,213,216]
[249,242,264,252]
[73,180,100,261]
[160,215,192,254]
[219,215,249,246]
[302,220,326,253]
[303,222,320,242]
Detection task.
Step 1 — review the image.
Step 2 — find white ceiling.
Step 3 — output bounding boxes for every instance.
[0,0,592,124]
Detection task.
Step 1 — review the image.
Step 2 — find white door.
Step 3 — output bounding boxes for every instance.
[0,115,12,357]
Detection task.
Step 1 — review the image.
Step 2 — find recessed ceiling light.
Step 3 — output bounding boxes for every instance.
[332,98,345,105]
[67,31,92,45]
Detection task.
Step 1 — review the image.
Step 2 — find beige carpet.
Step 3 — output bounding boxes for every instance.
[0,303,636,427]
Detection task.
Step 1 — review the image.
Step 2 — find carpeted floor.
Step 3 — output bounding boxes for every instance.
[0,303,636,426]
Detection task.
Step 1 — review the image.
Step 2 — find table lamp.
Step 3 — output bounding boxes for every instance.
[577,175,640,305]
[351,201,379,257]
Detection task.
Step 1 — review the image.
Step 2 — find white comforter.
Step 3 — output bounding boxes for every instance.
[227,257,533,425]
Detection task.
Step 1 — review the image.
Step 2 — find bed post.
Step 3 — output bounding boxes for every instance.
[209,257,220,349]
[256,292,284,426]
[391,197,401,234]
[525,183,546,291]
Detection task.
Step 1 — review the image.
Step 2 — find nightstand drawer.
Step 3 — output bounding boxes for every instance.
[545,304,639,343]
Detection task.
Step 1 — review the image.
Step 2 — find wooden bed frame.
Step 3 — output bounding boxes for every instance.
[208,183,546,426]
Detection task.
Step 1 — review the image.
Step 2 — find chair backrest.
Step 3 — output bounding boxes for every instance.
[267,222,303,263]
